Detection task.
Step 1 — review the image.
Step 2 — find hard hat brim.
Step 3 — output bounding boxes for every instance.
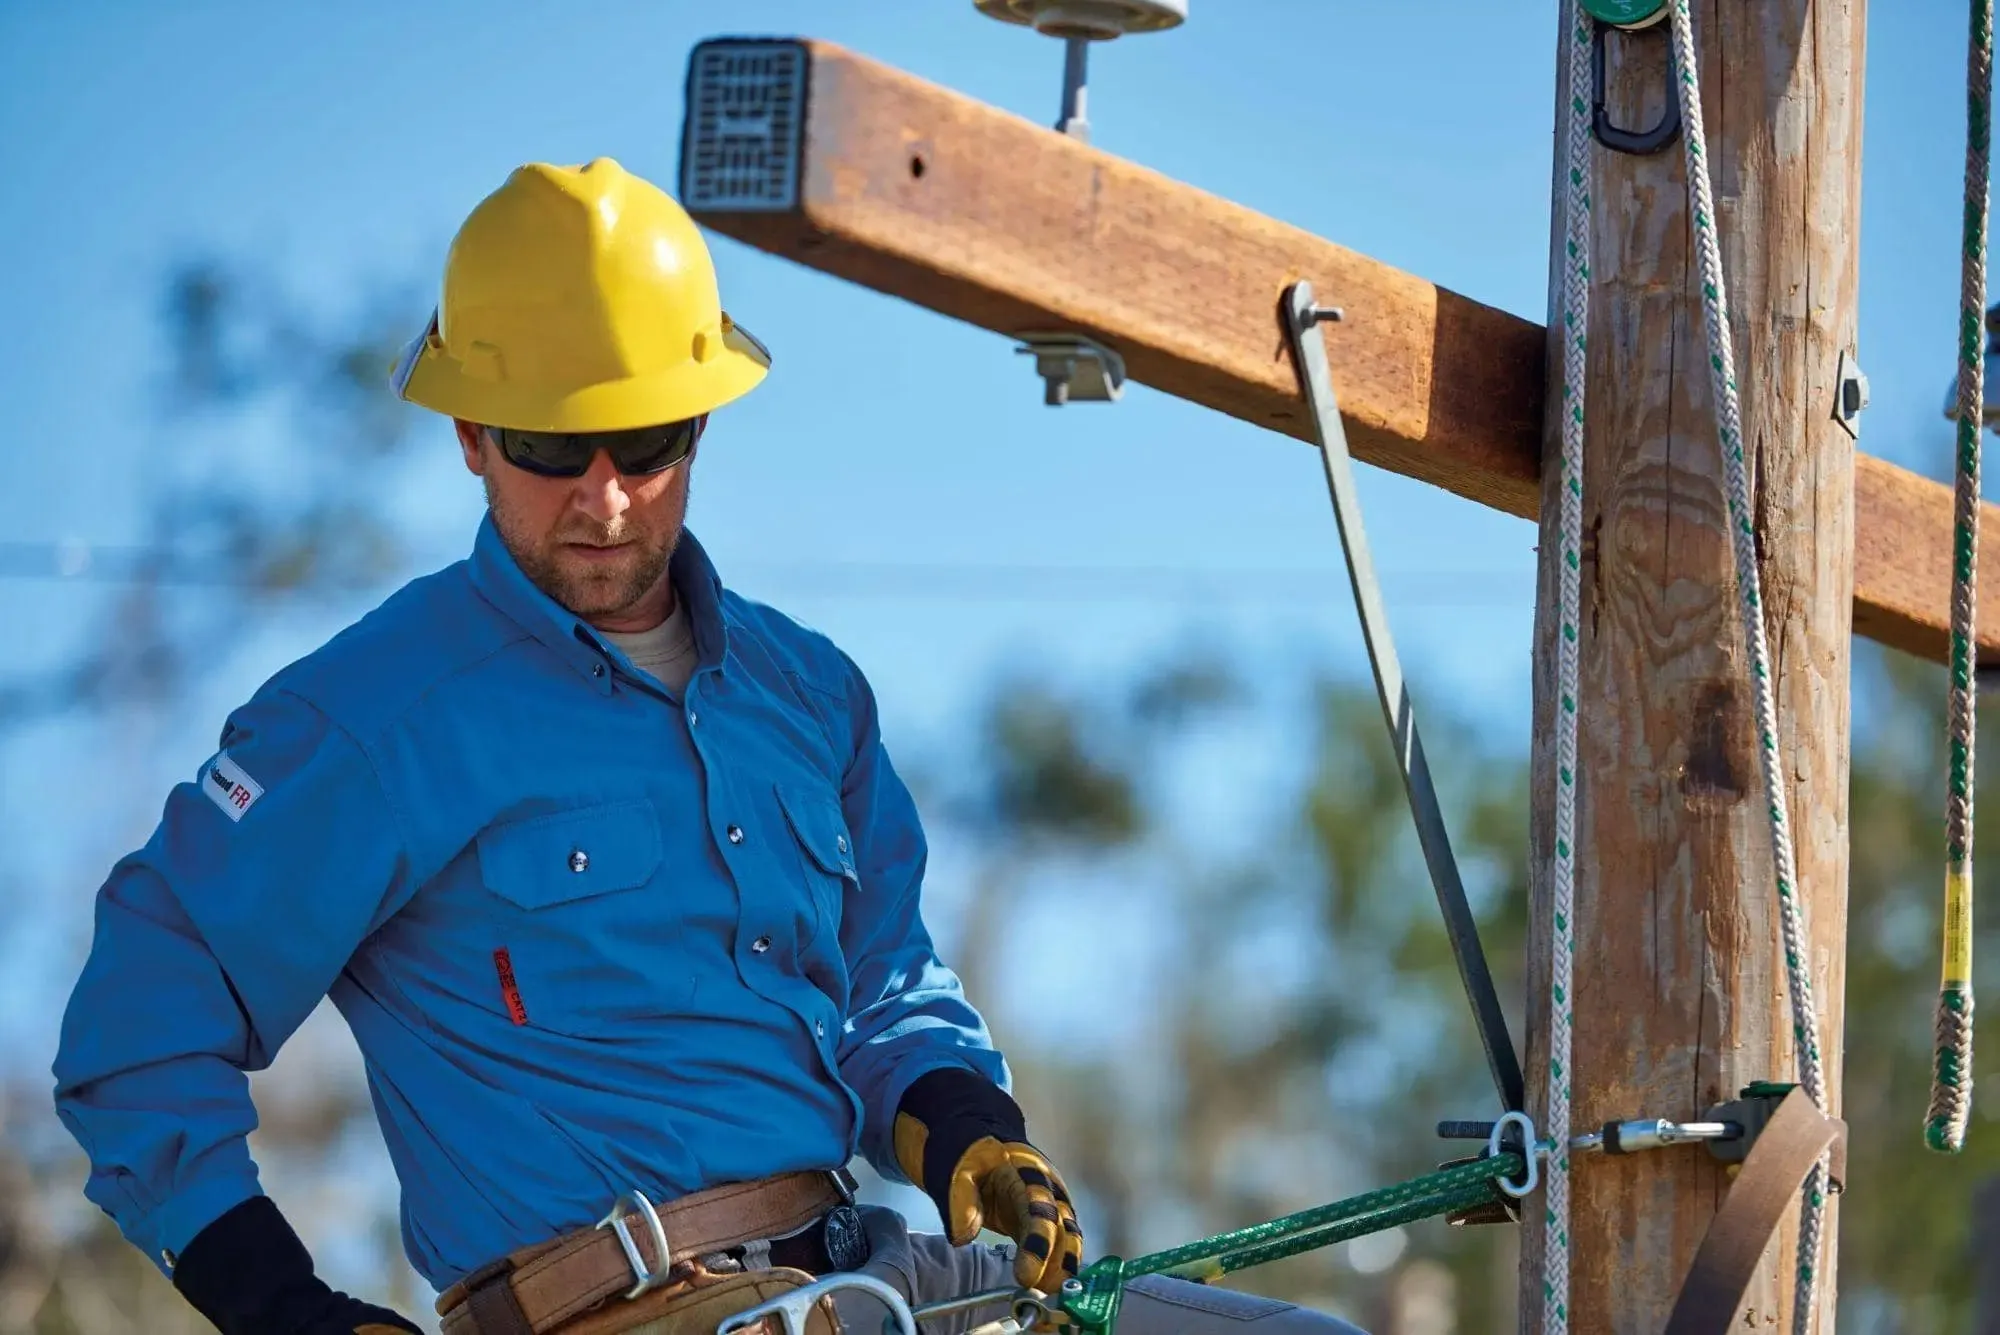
[394,316,771,432]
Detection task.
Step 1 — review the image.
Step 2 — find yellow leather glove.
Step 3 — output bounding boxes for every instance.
[893,1067,1085,1296]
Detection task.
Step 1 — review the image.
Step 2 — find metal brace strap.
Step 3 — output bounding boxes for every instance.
[1281,281,1526,1116]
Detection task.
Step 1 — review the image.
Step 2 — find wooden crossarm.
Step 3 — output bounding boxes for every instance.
[677,36,1999,667]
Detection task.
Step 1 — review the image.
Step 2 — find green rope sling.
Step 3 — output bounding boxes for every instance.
[1054,1153,1531,1334]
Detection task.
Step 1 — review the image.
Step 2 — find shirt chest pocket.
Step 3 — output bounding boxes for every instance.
[776,783,858,943]
[474,799,682,1036]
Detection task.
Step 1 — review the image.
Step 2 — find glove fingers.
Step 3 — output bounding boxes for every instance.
[1009,1193,1064,1292]
[1005,1156,1082,1294]
[945,1136,1021,1245]
[944,1162,993,1246]
[1044,1163,1086,1283]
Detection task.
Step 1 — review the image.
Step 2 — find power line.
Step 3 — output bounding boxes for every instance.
[0,540,1534,607]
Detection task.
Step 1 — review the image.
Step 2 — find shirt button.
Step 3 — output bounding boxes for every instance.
[688,710,699,727]
[591,663,606,678]
[569,848,589,873]
[752,936,772,953]
[815,1019,826,1039]
[727,825,744,844]
[835,835,848,853]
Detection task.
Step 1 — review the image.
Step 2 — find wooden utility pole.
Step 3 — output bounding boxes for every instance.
[1523,3,1862,1330]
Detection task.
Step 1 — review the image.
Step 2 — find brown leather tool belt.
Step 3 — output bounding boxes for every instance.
[435,1170,872,1335]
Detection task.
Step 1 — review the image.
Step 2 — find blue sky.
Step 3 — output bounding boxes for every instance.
[3,1,1979,746]
[0,0,1991,1307]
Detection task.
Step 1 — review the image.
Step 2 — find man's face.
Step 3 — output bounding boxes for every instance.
[457,419,694,631]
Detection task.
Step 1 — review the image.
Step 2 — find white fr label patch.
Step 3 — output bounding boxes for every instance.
[202,751,265,822]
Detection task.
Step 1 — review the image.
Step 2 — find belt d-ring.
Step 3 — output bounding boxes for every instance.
[596,1189,674,1299]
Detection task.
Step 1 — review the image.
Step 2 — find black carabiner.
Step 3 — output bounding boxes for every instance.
[1591,20,1682,155]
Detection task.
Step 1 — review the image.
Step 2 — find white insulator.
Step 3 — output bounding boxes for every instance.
[974,0,1187,40]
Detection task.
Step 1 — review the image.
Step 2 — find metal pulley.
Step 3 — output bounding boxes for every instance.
[1580,0,1667,27]
[974,0,1187,142]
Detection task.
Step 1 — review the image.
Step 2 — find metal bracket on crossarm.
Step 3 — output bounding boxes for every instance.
[1014,332,1127,405]
[1281,282,1526,1119]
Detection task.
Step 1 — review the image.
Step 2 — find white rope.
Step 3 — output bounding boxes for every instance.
[1542,2,1593,1330]
[1663,3,1829,1329]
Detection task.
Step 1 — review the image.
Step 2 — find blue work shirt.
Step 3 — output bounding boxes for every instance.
[51,514,1009,1290]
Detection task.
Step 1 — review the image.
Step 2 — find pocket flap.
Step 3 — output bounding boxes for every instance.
[776,784,858,881]
[476,799,662,909]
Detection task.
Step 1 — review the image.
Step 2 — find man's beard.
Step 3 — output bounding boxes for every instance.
[484,475,679,620]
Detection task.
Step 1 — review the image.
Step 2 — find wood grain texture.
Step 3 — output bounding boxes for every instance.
[683,36,1998,668]
[1522,4,1857,1329]
[695,39,1545,517]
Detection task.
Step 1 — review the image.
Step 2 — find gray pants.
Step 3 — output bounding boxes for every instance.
[829,1206,1371,1335]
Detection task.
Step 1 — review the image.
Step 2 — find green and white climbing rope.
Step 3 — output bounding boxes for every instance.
[1544,3,1595,1332]
[1662,2,1828,1329]
[1929,0,1992,1159]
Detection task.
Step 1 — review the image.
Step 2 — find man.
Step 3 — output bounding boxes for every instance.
[53,158,1366,1335]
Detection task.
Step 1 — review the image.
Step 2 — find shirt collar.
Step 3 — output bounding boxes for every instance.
[466,512,730,692]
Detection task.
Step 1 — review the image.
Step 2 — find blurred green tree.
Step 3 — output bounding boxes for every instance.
[946,633,2000,1334]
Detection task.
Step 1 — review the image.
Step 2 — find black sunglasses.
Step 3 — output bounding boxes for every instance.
[487,417,705,478]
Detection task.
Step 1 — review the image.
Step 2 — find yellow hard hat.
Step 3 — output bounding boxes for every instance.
[391,157,769,432]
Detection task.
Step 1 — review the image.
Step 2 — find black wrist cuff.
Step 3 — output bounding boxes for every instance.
[899,1067,1029,1205]
[172,1194,326,1335]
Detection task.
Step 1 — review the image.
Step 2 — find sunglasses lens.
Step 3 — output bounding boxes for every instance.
[493,420,701,478]
[607,420,700,473]
[496,430,594,476]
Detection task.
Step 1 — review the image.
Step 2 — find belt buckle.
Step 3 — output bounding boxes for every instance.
[820,1170,869,1272]
[595,1189,674,1299]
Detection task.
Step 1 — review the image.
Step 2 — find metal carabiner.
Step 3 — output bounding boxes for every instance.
[715,1272,919,1335]
[1487,1110,1542,1199]
[906,1284,1056,1334]
[1590,18,1682,156]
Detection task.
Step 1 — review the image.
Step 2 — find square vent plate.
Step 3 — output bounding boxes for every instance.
[680,40,808,212]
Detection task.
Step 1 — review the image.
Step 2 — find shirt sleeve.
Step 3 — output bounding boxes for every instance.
[824,650,1012,1182]
[50,685,415,1275]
